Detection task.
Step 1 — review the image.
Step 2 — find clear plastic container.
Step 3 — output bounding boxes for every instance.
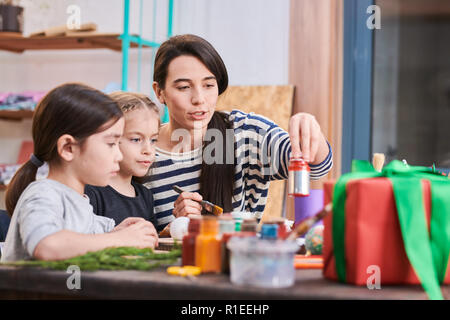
[227,237,299,288]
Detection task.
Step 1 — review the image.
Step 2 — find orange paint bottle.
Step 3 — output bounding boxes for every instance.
[195,216,221,273]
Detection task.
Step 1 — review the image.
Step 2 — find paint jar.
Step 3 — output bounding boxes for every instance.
[264,218,288,239]
[218,214,235,236]
[260,223,279,240]
[221,232,255,274]
[227,237,299,288]
[195,216,221,273]
[241,218,258,233]
[231,211,253,232]
[181,215,202,266]
[288,157,310,197]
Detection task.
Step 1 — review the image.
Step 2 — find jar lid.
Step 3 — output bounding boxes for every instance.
[260,223,279,240]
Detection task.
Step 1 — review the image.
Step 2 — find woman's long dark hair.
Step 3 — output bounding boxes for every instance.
[153,34,235,212]
[5,83,123,215]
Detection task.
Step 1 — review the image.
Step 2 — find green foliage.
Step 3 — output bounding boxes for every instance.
[2,246,182,271]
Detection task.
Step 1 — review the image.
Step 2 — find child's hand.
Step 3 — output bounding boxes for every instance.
[173,191,203,217]
[114,220,159,249]
[113,217,145,232]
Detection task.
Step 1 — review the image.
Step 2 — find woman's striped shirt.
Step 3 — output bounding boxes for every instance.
[144,110,333,231]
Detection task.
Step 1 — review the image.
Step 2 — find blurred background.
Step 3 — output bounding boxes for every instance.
[0,0,449,210]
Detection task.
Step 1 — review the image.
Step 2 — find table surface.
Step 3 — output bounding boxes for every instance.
[0,262,446,300]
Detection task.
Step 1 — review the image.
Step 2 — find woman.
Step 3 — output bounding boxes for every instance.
[145,34,332,232]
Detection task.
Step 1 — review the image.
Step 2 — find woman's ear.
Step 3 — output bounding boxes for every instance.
[56,134,78,162]
[152,81,166,105]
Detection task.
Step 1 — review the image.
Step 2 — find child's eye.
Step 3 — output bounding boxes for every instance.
[131,138,141,143]
[151,138,158,145]
[205,83,215,88]
[177,86,189,91]
[108,143,117,147]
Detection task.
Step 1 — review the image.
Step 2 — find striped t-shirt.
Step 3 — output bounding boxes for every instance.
[144,110,333,231]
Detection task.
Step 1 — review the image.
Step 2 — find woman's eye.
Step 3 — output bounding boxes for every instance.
[177,86,189,90]
[206,83,215,88]
[108,143,117,147]
[131,138,141,143]
[151,138,158,144]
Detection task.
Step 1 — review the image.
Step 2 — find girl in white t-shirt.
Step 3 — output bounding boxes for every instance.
[2,83,158,262]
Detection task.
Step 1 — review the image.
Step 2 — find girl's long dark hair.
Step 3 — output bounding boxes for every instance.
[153,34,234,212]
[5,83,123,215]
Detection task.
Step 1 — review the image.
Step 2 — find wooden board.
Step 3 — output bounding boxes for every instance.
[217,85,294,132]
[0,33,149,53]
[216,85,294,220]
[0,266,440,300]
[0,110,34,121]
[156,238,177,251]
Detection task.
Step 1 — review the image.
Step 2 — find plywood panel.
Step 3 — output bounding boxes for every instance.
[216,85,294,220]
[217,85,294,131]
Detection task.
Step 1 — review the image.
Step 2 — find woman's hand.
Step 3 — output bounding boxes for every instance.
[173,191,203,217]
[288,112,329,164]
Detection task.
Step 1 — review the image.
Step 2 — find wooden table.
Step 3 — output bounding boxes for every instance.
[0,263,445,300]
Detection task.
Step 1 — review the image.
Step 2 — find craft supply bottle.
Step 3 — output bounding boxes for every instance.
[218,214,235,236]
[268,218,288,239]
[260,223,279,240]
[234,219,242,232]
[195,216,221,273]
[288,157,310,197]
[240,218,258,233]
[181,215,202,266]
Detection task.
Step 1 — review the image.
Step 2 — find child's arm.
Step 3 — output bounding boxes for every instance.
[33,220,158,261]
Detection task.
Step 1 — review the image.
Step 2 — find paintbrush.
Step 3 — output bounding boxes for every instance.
[172,185,223,216]
[286,203,332,241]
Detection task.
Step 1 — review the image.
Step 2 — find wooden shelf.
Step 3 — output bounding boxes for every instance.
[0,33,149,53]
[0,109,34,121]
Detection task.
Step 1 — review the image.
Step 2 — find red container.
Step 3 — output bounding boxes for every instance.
[181,216,201,266]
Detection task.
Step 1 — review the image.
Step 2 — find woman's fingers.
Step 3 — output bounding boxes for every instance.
[173,192,203,217]
[174,200,202,217]
[173,192,202,207]
[300,116,311,162]
[289,113,323,163]
[289,116,302,159]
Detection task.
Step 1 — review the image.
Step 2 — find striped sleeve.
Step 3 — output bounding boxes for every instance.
[232,111,333,182]
[309,142,333,179]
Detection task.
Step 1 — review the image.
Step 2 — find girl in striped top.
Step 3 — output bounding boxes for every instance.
[145,34,333,233]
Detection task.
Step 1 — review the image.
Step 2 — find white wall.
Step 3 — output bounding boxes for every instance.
[0,0,290,207]
[173,0,290,86]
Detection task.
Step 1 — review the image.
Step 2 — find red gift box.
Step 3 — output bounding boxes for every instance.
[323,178,450,285]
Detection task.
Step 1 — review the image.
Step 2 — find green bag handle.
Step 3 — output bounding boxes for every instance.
[332,160,450,300]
